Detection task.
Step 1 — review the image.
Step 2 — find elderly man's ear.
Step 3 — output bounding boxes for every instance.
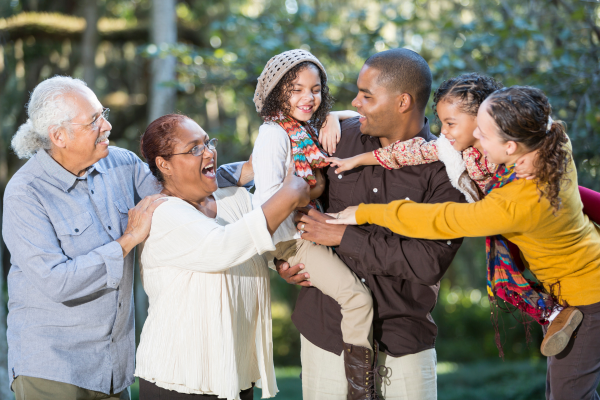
[48,126,70,149]
[156,157,172,179]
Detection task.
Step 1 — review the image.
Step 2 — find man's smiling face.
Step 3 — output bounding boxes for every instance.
[351,65,402,139]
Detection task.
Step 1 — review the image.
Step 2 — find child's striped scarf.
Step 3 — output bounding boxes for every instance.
[272,114,328,187]
[485,164,555,357]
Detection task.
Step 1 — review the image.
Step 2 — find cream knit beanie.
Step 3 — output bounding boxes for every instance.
[253,49,327,113]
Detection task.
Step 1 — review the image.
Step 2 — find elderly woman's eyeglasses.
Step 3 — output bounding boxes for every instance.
[170,138,218,157]
[70,108,110,130]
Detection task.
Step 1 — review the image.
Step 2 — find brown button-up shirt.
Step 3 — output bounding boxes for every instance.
[291,117,466,357]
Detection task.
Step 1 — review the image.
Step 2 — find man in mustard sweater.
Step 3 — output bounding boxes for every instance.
[277,48,465,399]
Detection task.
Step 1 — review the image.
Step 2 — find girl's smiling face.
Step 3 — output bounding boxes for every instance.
[437,99,480,152]
[287,64,322,122]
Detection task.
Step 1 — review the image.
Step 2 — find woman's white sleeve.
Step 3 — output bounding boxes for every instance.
[147,200,275,272]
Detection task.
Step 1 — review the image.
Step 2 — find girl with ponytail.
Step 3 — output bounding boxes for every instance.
[330,86,600,399]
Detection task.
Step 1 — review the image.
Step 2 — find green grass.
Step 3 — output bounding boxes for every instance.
[130,361,600,399]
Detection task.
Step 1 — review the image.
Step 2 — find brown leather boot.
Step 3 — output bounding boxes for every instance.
[343,342,380,400]
[540,306,583,357]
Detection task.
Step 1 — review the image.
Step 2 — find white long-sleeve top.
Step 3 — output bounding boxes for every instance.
[134,186,278,400]
[252,122,300,245]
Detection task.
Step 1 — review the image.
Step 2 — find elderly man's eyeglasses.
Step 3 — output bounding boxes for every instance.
[170,138,218,157]
[70,108,110,130]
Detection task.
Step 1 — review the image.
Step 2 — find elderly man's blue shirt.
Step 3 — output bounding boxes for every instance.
[2,147,246,394]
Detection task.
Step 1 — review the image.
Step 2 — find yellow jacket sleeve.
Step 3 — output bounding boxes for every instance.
[355,184,534,240]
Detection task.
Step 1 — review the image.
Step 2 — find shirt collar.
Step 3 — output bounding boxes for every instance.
[362,117,433,144]
[35,150,106,192]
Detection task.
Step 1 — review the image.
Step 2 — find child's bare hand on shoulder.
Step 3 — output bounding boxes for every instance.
[516,150,539,180]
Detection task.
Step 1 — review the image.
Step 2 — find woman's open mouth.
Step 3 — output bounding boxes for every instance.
[202,162,216,179]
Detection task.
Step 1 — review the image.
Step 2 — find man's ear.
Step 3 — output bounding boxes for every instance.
[48,126,68,149]
[156,156,172,178]
[397,93,414,113]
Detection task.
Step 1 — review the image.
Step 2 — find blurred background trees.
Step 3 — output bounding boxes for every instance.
[1,0,598,398]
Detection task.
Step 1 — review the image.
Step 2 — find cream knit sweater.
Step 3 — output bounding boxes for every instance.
[134,186,278,400]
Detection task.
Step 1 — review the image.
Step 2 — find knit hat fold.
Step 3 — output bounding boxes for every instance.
[253,49,327,113]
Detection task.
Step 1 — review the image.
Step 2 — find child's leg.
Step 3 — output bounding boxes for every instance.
[285,240,373,350]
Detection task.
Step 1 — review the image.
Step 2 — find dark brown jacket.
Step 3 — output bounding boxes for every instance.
[291,117,466,357]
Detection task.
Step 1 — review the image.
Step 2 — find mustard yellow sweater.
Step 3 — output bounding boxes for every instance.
[356,161,600,306]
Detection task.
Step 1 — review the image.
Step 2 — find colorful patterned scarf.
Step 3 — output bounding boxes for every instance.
[485,164,555,357]
[270,113,328,187]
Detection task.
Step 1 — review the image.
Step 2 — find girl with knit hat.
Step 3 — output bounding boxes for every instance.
[322,73,600,358]
[252,49,380,400]
[328,86,600,399]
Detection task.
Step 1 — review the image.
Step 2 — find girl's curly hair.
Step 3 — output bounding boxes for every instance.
[259,61,334,132]
[486,86,571,212]
[432,73,503,119]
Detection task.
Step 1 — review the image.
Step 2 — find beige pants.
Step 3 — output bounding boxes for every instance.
[300,335,437,400]
[12,376,130,400]
[272,239,373,349]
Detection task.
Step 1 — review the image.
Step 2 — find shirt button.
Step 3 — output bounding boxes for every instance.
[373,188,378,193]
[108,226,112,230]
[119,302,122,308]
[361,278,366,283]
[91,190,94,194]
[338,174,343,179]
[74,228,79,233]
[447,240,452,245]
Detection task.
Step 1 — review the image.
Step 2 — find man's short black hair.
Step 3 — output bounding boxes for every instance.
[364,48,432,111]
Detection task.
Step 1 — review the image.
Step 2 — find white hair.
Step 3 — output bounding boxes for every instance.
[11,76,89,159]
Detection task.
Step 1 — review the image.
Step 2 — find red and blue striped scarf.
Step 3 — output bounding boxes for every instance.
[485,164,555,356]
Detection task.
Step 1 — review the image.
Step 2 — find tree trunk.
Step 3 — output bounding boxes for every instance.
[81,0,98,90]
[148,0,177,122]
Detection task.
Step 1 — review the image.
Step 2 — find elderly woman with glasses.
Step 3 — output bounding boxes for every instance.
[134,114,310,400]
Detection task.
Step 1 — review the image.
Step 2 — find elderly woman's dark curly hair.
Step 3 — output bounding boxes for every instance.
[259,61,334,132]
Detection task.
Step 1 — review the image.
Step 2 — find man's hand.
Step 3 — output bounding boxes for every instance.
[116,194,167,257]
[275,259,311,287]
[295,207,347,247]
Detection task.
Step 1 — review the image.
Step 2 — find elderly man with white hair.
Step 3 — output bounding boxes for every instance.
[2,76,252,400]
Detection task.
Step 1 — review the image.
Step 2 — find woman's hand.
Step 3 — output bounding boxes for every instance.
[261,163,310,235]
[325,206,359,225]
[319,113,342,155]
[325,156,359,174]
[282,164,311,207]
[516,150,538,180]
[309,169,326,200]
